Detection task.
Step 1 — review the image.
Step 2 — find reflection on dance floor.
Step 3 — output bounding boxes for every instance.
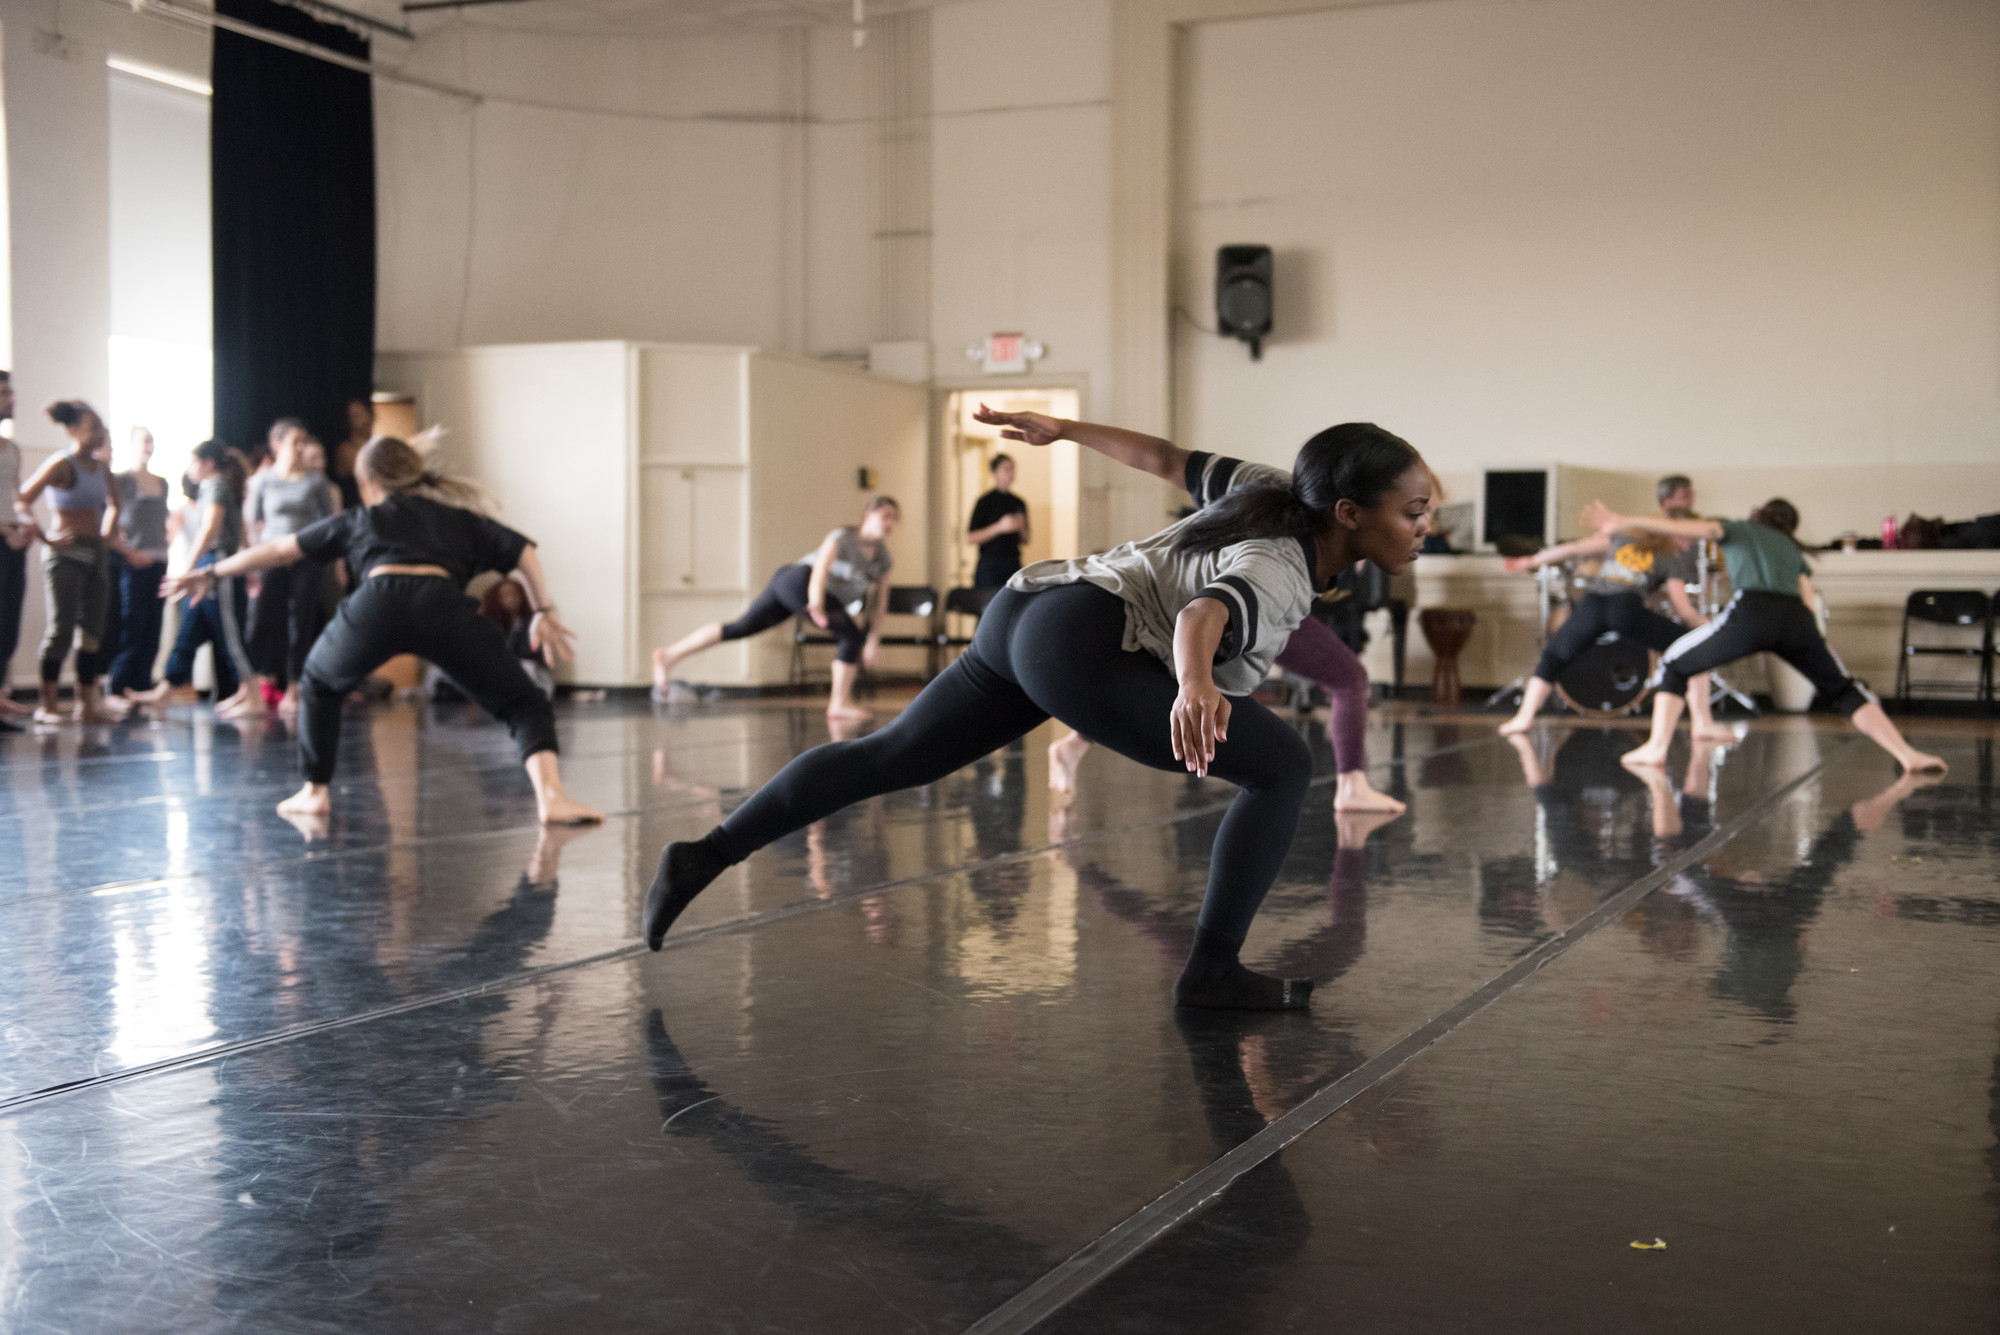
[0,700,1994,1331]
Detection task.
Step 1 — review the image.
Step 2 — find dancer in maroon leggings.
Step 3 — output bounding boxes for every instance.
[987,407,1405,815]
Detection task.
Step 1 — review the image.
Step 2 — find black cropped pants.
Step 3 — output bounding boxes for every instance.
[297,575,558,783]
[1534,591,1686,683]
[709,582,1314,942]
[1655,589,1872,716]
[722,564,867,664]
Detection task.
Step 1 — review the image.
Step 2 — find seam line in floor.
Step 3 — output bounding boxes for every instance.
[960,737,1852,1335]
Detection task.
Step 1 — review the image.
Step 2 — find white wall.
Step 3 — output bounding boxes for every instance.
[375,20,891,359]
[1174,0,2000,534]
[2,0,206,689]
[928,0,1170,551]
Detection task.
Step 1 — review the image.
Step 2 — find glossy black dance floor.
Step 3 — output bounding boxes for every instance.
[3,696,1996,1332]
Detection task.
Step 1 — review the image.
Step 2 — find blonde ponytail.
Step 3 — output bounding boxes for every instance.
[356,433,498,515]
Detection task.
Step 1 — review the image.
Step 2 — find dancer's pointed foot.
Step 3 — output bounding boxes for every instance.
[644,839,728,949]
[1691,721,1740,744]
[277,782,332,816]
[1496,712,1535,737]
[827,704,873,724]
[1333,770,1405,814]
[1174,962,1313,1011]
[538,793,604,825]
[1048,731,1091,795]
[31,708,68,726]
[1175,925,1313,1010]
[1901,751,1947,774]
[650,647,674,693]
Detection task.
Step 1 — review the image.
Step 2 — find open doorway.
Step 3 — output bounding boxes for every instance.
[939,386,1082,592]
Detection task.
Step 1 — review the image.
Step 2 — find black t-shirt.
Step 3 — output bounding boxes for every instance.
[295,493,532,587]
[969,489,1028,567]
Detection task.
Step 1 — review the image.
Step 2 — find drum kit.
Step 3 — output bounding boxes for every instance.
[1483,540,1758,719]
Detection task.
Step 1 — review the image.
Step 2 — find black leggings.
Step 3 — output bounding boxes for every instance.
[1655,589,1872,716]
[1534,591,1685,682]
[297,575,559,783]
[245,559,328,688]
[723,564,867,664]
[708,582,1314,942]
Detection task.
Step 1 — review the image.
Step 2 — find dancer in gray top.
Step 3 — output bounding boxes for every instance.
[243,419,343,714]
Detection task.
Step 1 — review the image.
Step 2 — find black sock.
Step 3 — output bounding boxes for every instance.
[642,832,732,950]
[1173,926,1313,1011]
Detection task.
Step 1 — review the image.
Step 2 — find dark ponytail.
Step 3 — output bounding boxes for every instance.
[46,400,97,430]
[191,438,247,501]
[1173,423,1422,557]
[1750,497,1811,553]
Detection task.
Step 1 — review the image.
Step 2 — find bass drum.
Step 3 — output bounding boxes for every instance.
[1554,634,1654,717]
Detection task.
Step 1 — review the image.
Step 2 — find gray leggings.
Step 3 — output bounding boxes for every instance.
[40,543,111,685]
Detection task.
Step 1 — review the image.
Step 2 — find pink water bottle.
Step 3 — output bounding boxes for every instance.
[1881,515,1898,550]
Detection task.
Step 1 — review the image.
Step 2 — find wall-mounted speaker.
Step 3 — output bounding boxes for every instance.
[1215,244,1273,360]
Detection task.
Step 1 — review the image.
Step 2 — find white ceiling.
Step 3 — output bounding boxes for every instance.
[400,0,945,38]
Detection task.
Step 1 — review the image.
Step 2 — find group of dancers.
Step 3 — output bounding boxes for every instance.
[7,380,1947,1008]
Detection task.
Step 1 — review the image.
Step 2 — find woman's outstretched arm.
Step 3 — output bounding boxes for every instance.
[1583,501,1723,541]
[512,545,579,666]
[1502,533,1611,573]
[162,534,304,603]
[973,406,1191,485]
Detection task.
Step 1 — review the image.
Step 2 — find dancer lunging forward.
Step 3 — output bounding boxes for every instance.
[1582,498,1944,774]
[987,407,1406,815]
[651,496,900,722]
[163,437,605,824]
[645,417,1434,1009]
[1496,520,1724,740]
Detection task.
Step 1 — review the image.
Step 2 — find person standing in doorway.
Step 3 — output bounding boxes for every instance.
[0,372,34,730]
[966,453,1029,588]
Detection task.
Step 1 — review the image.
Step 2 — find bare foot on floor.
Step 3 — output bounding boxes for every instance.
[538,794,605,825]
[1691,722,1740,744]
[827,705,873,724]
[1048,732,1091,795]
[1333,771,1406,814]
[1621,743,1671,768]
[32,709,69,726]
[651,647,673,692]
[1334,807,1402,848]
[1496,713,1535,737]
[277,782,332,816]
[1901,751,1948,774]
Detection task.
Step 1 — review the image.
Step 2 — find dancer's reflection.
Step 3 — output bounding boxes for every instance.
[194,824,587,1323]
[1668,769,1938,1022]
[644,1008,1050,1303]
[1486,727,1678,939]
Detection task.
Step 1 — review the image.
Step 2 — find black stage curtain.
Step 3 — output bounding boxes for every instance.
[212,0,375,456]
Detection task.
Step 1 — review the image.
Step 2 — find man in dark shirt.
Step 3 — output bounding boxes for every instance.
[967,453,1030,587]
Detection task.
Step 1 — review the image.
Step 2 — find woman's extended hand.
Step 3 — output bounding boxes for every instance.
[808,604,831,629]
[1170,678,1232,777]
[1581,500,1622,536]
[530,610,578,666]
[972,405,1066,447]
[162,568,213,606]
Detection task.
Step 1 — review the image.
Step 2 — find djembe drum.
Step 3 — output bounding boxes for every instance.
[1418,608,1478,707]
